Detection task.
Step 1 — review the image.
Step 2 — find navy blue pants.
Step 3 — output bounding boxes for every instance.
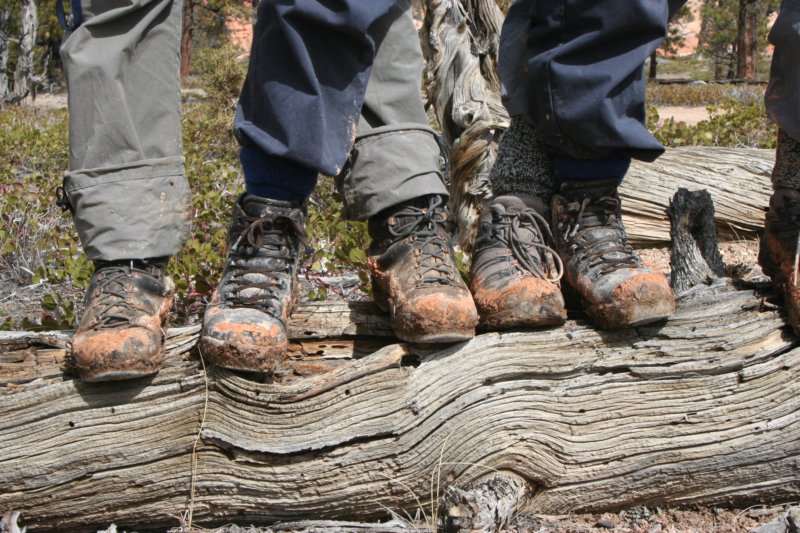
[234,0,448,219]
[234,0,687,181]
[234,1,396,176]
[500,0,686,162]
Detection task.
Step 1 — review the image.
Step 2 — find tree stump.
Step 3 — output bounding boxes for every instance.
[668,188,727,294]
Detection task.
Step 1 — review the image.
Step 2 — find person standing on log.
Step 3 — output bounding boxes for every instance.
[58,0,478,382]
[468,0,800,334]
[469,0,684,330]
[760,0,800,336]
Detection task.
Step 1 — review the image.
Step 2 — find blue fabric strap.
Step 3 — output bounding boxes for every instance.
[56,0,83,31]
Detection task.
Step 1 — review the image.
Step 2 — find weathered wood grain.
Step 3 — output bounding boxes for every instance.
[2,278,800,531]
[669,188,727,294]
[623,146,773,245]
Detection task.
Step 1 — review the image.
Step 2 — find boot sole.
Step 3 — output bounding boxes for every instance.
[587,299,675,329]
[79,365,160,383]
[199,335,287,373]
[397,329,475,344]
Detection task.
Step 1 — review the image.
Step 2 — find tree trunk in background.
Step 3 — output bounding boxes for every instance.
[649,51,658,79]
[180,0,194,78]
[12,0,36,102]
[0,9,10,102]
[737,0,758,79]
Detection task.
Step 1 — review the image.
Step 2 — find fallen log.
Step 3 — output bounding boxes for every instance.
[623,146,773,245]
[3,248,800,531]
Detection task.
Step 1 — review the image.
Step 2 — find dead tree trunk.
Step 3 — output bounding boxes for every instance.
[0,9,10,102]
[622,146,773,244]
[422,0,508,252]
[12,0,35,103]
[2,182,800,532]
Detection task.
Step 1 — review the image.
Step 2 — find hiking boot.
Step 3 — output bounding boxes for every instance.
[200,194,307,372]
[551,180,675,329]
[469,195,566,329]
[71,259,173,382]
[368,195,478,343]
[759,188,800,335]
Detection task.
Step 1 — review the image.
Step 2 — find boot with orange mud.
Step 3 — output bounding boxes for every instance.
[200,194,307,372]
[71,259,173,382]
[551,180,675,329]
[469,195,566,329]
[368,194,478,343]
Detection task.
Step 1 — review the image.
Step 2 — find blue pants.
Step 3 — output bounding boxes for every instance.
[499,0,686,162]
[767,0,800,142]
[234,0,448,220]
[500,0,800,161]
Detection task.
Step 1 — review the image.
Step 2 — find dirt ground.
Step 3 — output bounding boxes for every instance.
[510,504,793,532]
[656,106,711,126]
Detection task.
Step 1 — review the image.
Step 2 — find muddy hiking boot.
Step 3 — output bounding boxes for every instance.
[469,195,566,329]
[368,194,478,343]
[760,189,800,336]
[551,180,675,329]
[200,194,307,372]
[71,259,174,382]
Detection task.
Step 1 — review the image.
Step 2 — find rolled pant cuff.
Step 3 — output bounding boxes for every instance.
[337,124,449,220]
[64,156,191,261]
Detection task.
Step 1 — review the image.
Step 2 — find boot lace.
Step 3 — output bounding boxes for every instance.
[89,262,160,329]
[224,207,308,315]
[388,195,460,288]
[560,194,640,276]
[486,206,563,283]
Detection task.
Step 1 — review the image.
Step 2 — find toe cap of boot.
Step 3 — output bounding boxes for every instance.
[72,326,164,382]
[200,306,288,372]
[391,287,479,343]
[472,277,566,330]
[588,272,676,329]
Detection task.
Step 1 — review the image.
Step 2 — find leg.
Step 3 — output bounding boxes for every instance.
[760,0,800,334]
[201,1,476,370]
[350,3,478,342]
[61,0,189,380]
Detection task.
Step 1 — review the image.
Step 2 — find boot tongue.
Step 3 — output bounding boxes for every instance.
[242,194,303,218]
[389,195,445,227]
[490,195,549,244]
[559,179,620,199]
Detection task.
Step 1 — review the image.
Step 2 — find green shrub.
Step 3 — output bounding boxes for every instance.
[0,106,83,329]
[649,100,777,149]
[646,82,765,107]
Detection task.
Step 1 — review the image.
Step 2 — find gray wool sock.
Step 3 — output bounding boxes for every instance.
[772,129,800,190]
[490,117,556,202]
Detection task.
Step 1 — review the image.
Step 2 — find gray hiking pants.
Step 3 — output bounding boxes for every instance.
[766,0,800,142]
[60,0,443,261]
[59,0,190,262]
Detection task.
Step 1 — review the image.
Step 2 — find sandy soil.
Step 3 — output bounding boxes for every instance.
[656,106,711,126]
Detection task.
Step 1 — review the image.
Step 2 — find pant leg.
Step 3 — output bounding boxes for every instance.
[60,0,190,262]
[766,0,800,142]
[499,0,686,162]
[337,1,448,220]
[233,0,399,177]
